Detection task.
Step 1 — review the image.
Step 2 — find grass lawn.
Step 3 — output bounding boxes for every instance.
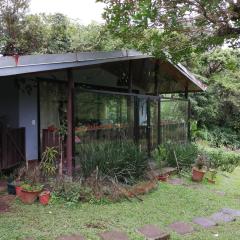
[1,169,240,240]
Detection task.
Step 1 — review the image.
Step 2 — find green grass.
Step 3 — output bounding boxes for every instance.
[1,169,240,240]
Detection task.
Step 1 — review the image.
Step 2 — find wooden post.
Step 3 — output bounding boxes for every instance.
[158,97,161,145]
[66,69,74,176]
[154,59,161,146]
[187,99,191,142]
[146,98,151,156]
[185,84,191,142]
[127,61,134,139]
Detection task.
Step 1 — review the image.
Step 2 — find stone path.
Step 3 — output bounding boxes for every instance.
[221,208,240,217]
[23,207,239,240]
[192,208,239,231]
[192,217,217,228]
[99,231,129,240]
[56,235,85,240]
[168,222,195,235]
[137,224,170,240]
[210,212,236,224]
[1,179,239,240]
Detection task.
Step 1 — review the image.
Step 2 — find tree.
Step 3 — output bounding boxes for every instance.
[41,13,72,54]
[189,48,240,147]
[98,0,240,60]
[70,22,125,52]
[0,0,30,55]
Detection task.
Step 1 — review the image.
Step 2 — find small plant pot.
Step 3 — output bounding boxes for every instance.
[192,167,205,182]
[39,191,51,205]
[157,174,169,182]
[20,190,41,204]
[207,178,216,184]
[7,183,16,195]
[15,186,23,197]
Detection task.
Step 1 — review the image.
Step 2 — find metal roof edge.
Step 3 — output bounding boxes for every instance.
[0,50,149,70]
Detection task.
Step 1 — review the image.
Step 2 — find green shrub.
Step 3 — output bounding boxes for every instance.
[50,179,93,203]
[40,147,58,177]
[77,141,148,183]
[152,143,198,169]
[198,145,240,172]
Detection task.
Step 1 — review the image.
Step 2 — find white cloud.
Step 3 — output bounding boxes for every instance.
[29,0,105,25]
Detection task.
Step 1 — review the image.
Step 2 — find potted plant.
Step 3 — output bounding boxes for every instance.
[15,181,23,197]
[192,155,207,182]
[207,169,217,184]
[20,183,43,204]
[39,190,51,205]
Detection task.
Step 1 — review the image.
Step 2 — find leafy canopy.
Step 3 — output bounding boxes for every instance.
[98,0,240,60]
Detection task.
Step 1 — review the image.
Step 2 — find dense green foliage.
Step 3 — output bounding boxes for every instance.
[0,0,124,55]
[98,0,240,61]
[198,145,240,172]
[189,48,240,149]
[77,141,148,183]
[50,179,93,203]
[152,143,198,169]
[152,142,240,173]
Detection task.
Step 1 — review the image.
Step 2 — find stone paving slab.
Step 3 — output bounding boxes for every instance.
[221,208,240,217]
[137,224,170,240]
[210,212,236,224]
[56,235,85,240]
[168,222,194,235]
[99,231,129,240]
[192,217,217,228]
[168,178,185,186]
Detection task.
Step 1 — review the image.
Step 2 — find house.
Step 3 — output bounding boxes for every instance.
[0,50,206,175]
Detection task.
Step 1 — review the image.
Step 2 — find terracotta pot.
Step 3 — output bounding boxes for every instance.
[39,191,51,205]
[20,190,41,204]
[15,186,23,197]
[192,168,205,182]
[157,174,169,182]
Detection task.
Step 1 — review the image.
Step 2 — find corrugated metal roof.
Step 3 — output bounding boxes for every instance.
[0,49,206,92]
[0,50,149,77]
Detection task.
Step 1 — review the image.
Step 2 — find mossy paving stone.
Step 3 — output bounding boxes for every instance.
[221,208,240,217]
[192,217,217,228]
[56,235,85,240]
[137,224,170,240]
[210,212,236,224]
[99,230,129,240]
[168,222,195,235]
[167,178,185,186]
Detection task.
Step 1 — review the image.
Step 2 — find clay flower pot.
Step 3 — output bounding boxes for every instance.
[20,190,42,204]
[39,191,51,205]
[15,186,23,197]
[192,167,206,182]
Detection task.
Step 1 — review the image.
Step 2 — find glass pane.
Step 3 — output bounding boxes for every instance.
[161,99,188,144]
[74,89,134,168]
[40,82,67,152]
[138,98,148,150]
